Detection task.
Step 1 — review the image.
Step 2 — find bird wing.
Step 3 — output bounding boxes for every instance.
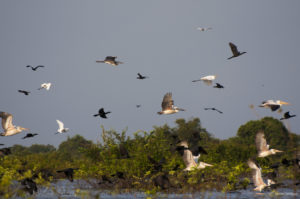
[202,80,213,86]
[229,42,239,56]
[270,104,280,111]
[182,148,197,168]
[56,120,64,130]
[256,131,268,152]
[248,160,264,187]
[161,93,174,110]
[105,56,116,61]
[0,112,14,130]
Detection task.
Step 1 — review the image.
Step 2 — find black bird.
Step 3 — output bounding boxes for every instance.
[281,158,300,168]
[204,107,223,114]
[213,83,224,89]
[136,104,141,108]
[0,147,11,156]
[96,56,123,66]
[94,108,111,118]
[280,111,296,120]
[26,65,45,71]
[227,42,246,59]
[137,73,149,79]
[0,144,4,146]
[21,178,37,195]
[56,168,78,182]
[18,90,30,95]
[22,133,38,139]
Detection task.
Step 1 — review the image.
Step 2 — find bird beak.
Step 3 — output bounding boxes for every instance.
[22,128,29,131]
[280,101,290,105]
[275,150,283,153]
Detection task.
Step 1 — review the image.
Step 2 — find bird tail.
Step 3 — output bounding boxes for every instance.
[93,114,99,117]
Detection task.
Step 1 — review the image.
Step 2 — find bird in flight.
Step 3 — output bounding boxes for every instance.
[213,83,224,89]
[94,108,111,119]
[96,56,123,66]
[56,120,69,134]
[136,105,141,108]
[38,83,52,90]
[0,112,29,136]
[280,111,296,120]
[192,75,216,86]
[22,133,38,139]
[227,42,246,60]
[204,107,223,114]
[137,73,149,80]
[259,100,290,112]
[247,160,270,192]
[197,27,212,31]
[256,131,283,157]
[157,92,185,115]
[18,90,30,95]
[26,65,44,71]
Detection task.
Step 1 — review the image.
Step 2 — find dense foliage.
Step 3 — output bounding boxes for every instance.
[0,117,299,197]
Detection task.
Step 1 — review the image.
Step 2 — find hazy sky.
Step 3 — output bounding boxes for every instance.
[1,1,299,147]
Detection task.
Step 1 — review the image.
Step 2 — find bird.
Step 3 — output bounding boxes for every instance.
[197,27,212,31]
[94,108,111,118]
[18,90,30,95]
[26,65,44,71]
[137,73,149,79]
[204,107,223,114]
[227,42,246,59]
[38,83,51,90]
[55,120,69,134]
[281,158,300,168]
[96,56,123,66]
[56,168,78,182]
[256,131,283,157]
[22,133,38,139]
[0,144,4,146]
[0,112,29,136]
[136,105,141,108]
[280,111,296,120]
[192,75,216,86]
[259,100,290,112]
[21,178,38,195]
[157,92,185,115]
[213,83,224,89]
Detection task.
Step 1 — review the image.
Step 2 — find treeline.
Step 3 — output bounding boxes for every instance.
[0,117,299,197]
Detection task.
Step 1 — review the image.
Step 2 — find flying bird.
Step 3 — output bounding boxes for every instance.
[96,56,123,66]
[213,83,224,89]
[197,27,212,31]
[259,100,290,112]
[94,108,111,118]
[192,75,216,86]
[18,90,30,95]
[157,92,185,115]
[26,65,44,71]
[137,73,149,79]
[280,111,296,120]
[56,120,69,134]
[227,42,246,60]
[0,112,29,136]
[256,131,283,157]
[38,83,51,90]
[56,168,78,182]
[22,133,38,139]
[136,105,141,108]
[204,107,223,114]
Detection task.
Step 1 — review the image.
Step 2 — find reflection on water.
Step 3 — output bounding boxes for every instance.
[29,179,299,199]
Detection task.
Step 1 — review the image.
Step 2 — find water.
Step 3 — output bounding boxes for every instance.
[23,179,300,199]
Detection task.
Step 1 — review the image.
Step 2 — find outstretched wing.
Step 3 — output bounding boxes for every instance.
[161,93,174,111]
[248,160,264,187]
[229,42,239,56]
[0,112,14,130]
[105,56,116,61]
[56,120,64,130]
[256,131,268,152]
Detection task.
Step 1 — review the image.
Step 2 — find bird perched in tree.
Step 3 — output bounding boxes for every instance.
[192,75,216,86]
[94,108,111,118]
[256,131,283,157]
[259,100,290,112]
[18,90,30,95]
[55,120,69,134]
[38,83,51,90]
[22,133,38,139]
[96,56,123,66]
[26,65,44,71]
[137,73,149,79]
[213,83,224,89]
[0,112,29,136]
[56,168,78,182]
[157,92,185,115]
[204,107,223,114]
[227,42,246,59]
[280,111,296,120]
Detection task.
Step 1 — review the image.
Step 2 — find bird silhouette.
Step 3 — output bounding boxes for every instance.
[204,107,223,114]
[22,133,38,139]
[137,73,149,79]
[18,90,30,95]
[96,56,123,66]
[56,168,78,182]
[197,27,212,31]
[280,111,296,120]
[213,83,224,89]
[26,65,44,71]
[94,108,111,118]
[227,42,246,59]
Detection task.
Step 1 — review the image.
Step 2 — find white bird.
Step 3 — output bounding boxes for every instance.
[197,27,212,31]
[38,83,52,90]
[256,131,283,157]
[259,100,289,112]
[56,120,69,134]
[247,160,276,192]
[157,92,185,115]
[192,75,216,86]
[0,112,29,136]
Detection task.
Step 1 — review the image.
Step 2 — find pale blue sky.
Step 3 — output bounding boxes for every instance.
[0,0,299,147]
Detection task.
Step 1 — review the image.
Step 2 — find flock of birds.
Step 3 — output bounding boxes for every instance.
[0,27,298,193]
